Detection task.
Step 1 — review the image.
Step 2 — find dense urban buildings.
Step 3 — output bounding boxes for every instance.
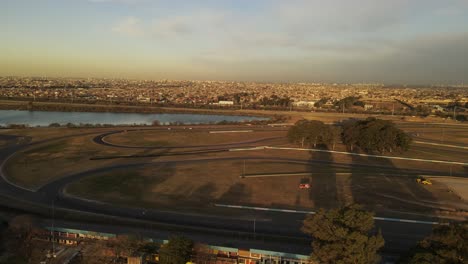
[1,77,467,118]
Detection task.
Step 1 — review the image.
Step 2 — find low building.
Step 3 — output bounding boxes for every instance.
[364,104,374,110]
[218,100,234,106]
[292,101,316,108]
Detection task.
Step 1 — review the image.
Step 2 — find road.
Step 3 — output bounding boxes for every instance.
[0,125,466,255]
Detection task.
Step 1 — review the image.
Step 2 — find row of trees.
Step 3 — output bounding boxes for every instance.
[259,94,292,107]
[302,204,467,264]
[287,120,342,149]
[288,118,412,154]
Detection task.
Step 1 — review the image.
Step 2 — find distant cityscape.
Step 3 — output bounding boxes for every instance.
[1,77,467,118]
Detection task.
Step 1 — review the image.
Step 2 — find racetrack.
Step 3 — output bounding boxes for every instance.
[1,123,467,254]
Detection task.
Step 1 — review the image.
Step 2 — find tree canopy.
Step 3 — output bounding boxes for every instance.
[158,235,194,264]
[334,96,365,109]
[287,119,342,149]
[302,204,384,264]
[401,222,467,264]
[0,215,39,264]
[260,95,292,107]
[342,118,412,153]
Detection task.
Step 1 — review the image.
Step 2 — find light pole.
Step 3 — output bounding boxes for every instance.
[253,217,256,239]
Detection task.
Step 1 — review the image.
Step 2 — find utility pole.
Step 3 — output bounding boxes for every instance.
[392,103,395,116]
[453,106,456,120]
[253,217,256,239]
[52,200,56,259]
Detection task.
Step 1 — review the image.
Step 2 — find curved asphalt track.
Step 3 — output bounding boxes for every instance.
[0,127,466,254]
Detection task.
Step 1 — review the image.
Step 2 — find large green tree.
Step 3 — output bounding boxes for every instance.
[159,235,194,264]
[401,222,467,264]
[342,118,411,153]
[287,119,334,148]
[302,204,384,264]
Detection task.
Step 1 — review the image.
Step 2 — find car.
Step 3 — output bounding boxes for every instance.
[416,177,432,185]
[299,177,311,189]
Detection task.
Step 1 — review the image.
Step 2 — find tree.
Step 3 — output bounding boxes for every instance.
[108,234,142,261]
[287,119,332,148]
[414,105,432,117]
[342,118,412,153]
[302,204,384,264]
[329,125,342,150]
[334,96,364,110]
[139,241,160,255]
[314,97,329,108]
[1,215,39,264]
[77,240,108,264]
[159,235,194,264]
[401,222,467,264]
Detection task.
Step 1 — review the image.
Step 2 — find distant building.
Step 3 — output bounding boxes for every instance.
[364,104,374,110]
[432,105,446,112]
[293,101,316,108]
[217,100,234,105]
[127,255,143,264]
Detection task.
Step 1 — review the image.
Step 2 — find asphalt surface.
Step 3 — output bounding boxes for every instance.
[0,125,466,255]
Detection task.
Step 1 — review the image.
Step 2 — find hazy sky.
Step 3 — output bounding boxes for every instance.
[2,0,468,83]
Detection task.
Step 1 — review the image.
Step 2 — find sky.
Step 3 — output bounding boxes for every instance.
[2,0,468,83]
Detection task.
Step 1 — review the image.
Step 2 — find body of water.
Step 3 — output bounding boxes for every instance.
[0,110,268,127]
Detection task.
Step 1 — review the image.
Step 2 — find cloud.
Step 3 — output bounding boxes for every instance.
[104,1,468,82]
[151,16,193,37]
[271,0,411,34]
[150,11,226,38]
[111,16,144,36]
[188,31,468,83]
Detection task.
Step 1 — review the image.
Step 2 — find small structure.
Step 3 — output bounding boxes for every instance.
[218,100,234,106]
[127,254,143,264]
[364,104,374,110]
[293,101,316,108]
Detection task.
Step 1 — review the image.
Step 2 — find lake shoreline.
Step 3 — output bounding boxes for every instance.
[0,99,276,118]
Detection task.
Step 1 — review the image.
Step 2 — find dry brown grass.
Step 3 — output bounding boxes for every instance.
[4,133,133,189]
[67,158,463,215]
[107,130,285,147]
